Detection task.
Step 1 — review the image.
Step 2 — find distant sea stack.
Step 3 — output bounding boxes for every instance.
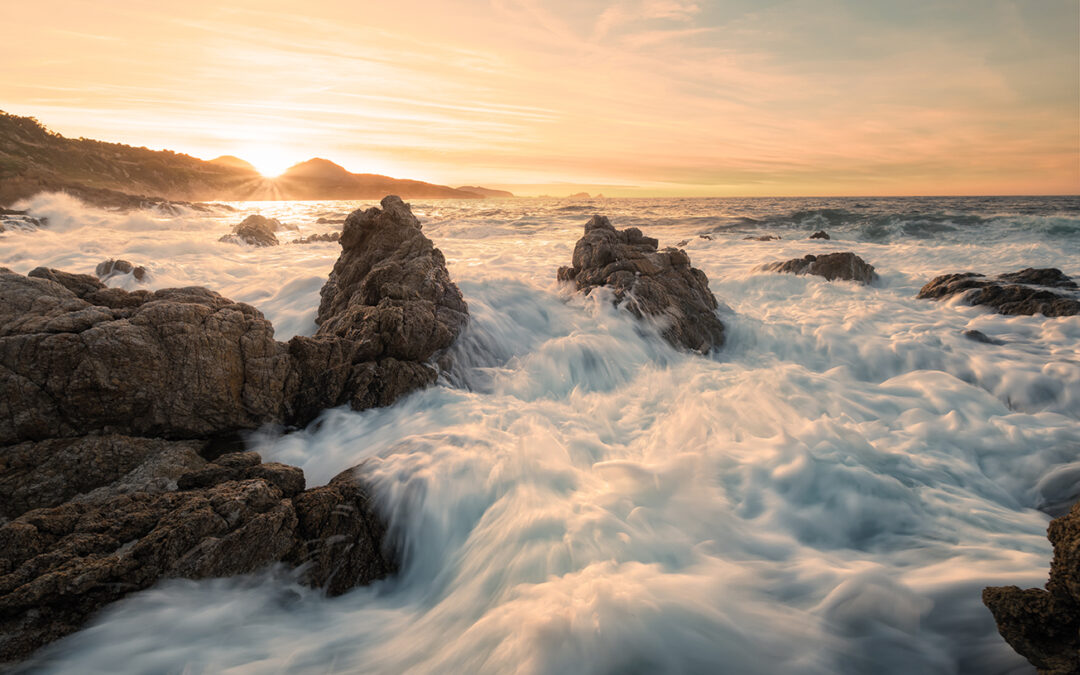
[0,111,484,207]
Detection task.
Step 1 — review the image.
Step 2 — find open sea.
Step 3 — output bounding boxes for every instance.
[3,193,1079,674]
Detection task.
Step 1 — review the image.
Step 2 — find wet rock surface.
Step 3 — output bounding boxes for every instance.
[0,447,393,663]
[557,215,725,353]
[0,196,465,664]
[763,252,877,284]
[0,209,45,233]
[984,501,1080,675]
[95,258,148,282]
[918,268,1079,317]
[219,214,283,246]
[291,231,341,244]
[809,230,830,239]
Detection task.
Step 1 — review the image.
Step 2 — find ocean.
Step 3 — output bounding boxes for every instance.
[4,193,1079,674]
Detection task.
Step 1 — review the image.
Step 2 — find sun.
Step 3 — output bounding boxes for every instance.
[238,147,297,178]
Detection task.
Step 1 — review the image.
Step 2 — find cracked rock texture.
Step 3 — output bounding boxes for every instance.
[918,268,1079,317]
[557,215,725,354]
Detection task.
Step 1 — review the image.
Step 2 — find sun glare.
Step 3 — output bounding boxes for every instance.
[240,147,296,178]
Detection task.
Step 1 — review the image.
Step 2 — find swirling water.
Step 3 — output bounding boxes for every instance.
[4,194,1080,674]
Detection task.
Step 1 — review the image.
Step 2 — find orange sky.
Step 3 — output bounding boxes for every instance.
[3,0,1078,196]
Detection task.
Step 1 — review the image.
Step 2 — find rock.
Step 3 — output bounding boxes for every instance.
[699,234,713,241]
[762,252,877,284]
[285,466,396,596]
[0,270,293,445]
[95,259,148,282]
[743,235,781,241]
[0,451,393,663]
[984,501,1080,674]
[556,215,725,353]
[962,329,1004,345]
[290,232,341,245]
[219,215,282,246]
[0,209,45,232]
[809,230,830,240]
[316,216,346,224]
[918,268,1079,317]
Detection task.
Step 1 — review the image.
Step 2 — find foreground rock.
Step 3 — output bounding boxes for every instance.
[0,445,393,662]
[984,501,1080,674]
[0,196,466,663]
[918,268,1079,317]
[95,258,148,282]
[762,252,877,284]
[557,215,725,353]
[219,214,283,246]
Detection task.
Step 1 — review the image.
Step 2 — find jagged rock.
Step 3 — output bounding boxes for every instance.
[918,268,1079,317]
[809,230,830,240]
[743,235,781,241]
[0,451,394,663]
[95,259,148,282]
[762,252,877,284]
[316,196,468,353]
[0,269,293,445]
[290,231,341,245]
[219,215,283,246]
[984,501,1080,674]
[557,215,725,353]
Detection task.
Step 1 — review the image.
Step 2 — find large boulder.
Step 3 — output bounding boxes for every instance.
[557,215,725,354]
[0,268,293,445]
[918,268,1079,317]
[984,501,1080,674]
[0,446,394,663]
[762,252,877,284]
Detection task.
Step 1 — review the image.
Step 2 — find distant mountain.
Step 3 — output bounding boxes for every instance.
[456,185,515,198]
[209,155,259,173]
[0,112,482,207]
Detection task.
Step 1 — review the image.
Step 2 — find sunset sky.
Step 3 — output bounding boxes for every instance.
[3,0,1078,196]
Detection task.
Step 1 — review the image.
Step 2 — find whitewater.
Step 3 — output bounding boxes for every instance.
[3,194,1080,674]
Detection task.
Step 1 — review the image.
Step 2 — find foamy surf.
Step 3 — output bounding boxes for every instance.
[6,194,1079,674]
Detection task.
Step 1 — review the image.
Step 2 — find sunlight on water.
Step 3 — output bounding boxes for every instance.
[5,194,1079,674]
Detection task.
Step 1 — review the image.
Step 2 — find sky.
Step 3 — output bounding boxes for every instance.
[2,0,1078,196]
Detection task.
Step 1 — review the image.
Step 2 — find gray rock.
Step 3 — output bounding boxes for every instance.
[962,329,1004,345]
[918,269,1079,317]
[762,252,877,284]
[557,215,725,354]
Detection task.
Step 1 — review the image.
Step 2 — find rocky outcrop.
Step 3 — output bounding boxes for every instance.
[95,258,148,282]
[0,209,45,233]
[809,230,830,240]
[743,234,781,241]
[219,215,283,246]
[984,501,1080,674]
[762,252,877,284]
[557,215,725,354]
[0,445,393,662]
[291,231,341,245]
[918,268,1079,317]
[0,196,467,664]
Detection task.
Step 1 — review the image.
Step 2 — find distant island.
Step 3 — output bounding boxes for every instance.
[0,112,512,208]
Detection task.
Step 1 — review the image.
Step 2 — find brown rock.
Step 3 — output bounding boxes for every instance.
[219,215,282,246]
[762,252,877,284]
[984,501,1080,674]
[557,215,725,353]
[290,232,341,244]
[95,259,148,282]
[809,230,830,240]
[918,269,1079,317]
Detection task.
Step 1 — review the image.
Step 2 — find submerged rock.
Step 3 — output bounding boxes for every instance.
[918,268,1079,317]
[95,258,148,282]
[557,215,725,353]
[743,234,781,241]
[809,230,830,240]
[0,447,393,663]
[219,214,283,246]
[290,231,341,245]
[0,209,45,232]
[762,252,877,284]
[984,501,1080,674]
